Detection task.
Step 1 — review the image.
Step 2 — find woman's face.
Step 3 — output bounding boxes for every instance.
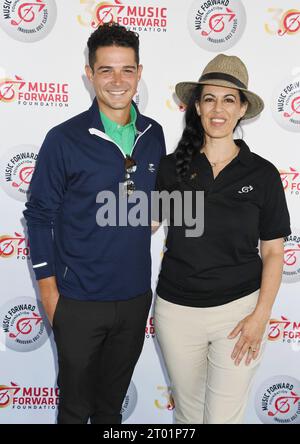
[195,85,248,140]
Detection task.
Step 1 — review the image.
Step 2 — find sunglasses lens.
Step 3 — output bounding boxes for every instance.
[124,180,135,195]
[127,165,137,174]
[124,156,137,195]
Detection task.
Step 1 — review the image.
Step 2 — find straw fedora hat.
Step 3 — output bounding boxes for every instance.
[175,54,264,120]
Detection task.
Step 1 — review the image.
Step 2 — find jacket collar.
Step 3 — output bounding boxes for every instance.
[88,97,150,134]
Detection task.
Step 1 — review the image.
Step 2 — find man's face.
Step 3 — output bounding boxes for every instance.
[85,45,142,118]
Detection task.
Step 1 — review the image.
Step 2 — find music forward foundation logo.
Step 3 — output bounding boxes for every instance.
[188,0,246,51]
[255,376,300,424]
[0,74,69,107]
[0,297,49,352]
[0,145,39,202]
[0,232,30,261]
[280,167,300,197]
[0,0,57,42]
[0,382,59,410]
[272,70,300,132]
[265,8,300,37]
[77,0,168,33]
[282,230,300,283]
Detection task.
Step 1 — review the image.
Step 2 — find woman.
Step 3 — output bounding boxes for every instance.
[153,54,291,424]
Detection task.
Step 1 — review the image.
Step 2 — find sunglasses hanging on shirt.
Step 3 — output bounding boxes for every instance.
[124,155,137,195]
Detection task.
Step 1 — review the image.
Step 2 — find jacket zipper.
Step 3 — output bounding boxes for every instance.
[131,125,152,156]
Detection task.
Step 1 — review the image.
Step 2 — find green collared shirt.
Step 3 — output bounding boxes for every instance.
[100,105,137,157]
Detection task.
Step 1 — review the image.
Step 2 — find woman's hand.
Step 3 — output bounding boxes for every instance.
[228,312,270,366]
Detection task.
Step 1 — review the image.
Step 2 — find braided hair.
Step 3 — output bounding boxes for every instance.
[175,85,204,181]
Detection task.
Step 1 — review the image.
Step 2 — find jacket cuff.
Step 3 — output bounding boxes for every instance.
[32,262,55,280]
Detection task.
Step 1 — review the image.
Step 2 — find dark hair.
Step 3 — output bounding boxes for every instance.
[175,85,248,181]
[87,23,140,70]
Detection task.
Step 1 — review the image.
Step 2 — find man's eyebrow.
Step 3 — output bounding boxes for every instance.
[123,65,137,69]
[96,65,137,70]
[97,66,112,70]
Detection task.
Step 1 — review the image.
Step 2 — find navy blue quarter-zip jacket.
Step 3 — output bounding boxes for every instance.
[23,98,166,301]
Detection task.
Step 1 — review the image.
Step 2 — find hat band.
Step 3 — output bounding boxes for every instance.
[199,72,247,90]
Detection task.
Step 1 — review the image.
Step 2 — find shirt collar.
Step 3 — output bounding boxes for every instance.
[89,97,149,133]
[197,139,253,167]
[234,139,254,166]
[100,104,137,134]
[183,139,254,189]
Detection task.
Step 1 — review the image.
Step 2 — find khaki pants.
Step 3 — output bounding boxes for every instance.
[154,290,268,424]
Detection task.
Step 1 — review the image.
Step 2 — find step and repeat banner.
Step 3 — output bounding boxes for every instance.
[1,0,300,424]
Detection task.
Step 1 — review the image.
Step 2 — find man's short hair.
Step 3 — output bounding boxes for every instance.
[87,23,140,70]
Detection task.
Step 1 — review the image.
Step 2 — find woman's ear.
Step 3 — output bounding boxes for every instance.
[195,102,201,116]
[240,101,248,119]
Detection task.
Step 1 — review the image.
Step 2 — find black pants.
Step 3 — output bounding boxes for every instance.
[52,290,152,424]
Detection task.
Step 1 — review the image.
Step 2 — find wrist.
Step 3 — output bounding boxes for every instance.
[252,305,272,322]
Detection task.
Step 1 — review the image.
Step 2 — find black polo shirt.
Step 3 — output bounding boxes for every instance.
[154,139,291,307]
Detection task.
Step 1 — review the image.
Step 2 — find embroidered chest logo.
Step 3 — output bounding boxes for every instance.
[148,164,155,173]
[238,185,254,194]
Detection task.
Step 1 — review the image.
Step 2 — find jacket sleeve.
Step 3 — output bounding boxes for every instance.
[23,129,68,280]
[151,125,167,223]
[159,125,167,158]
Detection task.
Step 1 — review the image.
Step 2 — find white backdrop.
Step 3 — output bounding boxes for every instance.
[1,0,300,424]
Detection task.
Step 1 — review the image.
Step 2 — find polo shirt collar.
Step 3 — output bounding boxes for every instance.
[183,139,254,189]
[197,139,254,167]
[100,104,137,134]
[234,139,254,166]
[88,97,149,133]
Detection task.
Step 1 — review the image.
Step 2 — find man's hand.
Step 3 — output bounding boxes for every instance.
[37,276,60,326]
[151,220,161,234]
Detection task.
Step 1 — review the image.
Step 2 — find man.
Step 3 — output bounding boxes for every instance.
[24,23,166,424]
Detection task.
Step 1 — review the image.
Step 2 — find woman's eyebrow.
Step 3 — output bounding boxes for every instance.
[202,93,237,98]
